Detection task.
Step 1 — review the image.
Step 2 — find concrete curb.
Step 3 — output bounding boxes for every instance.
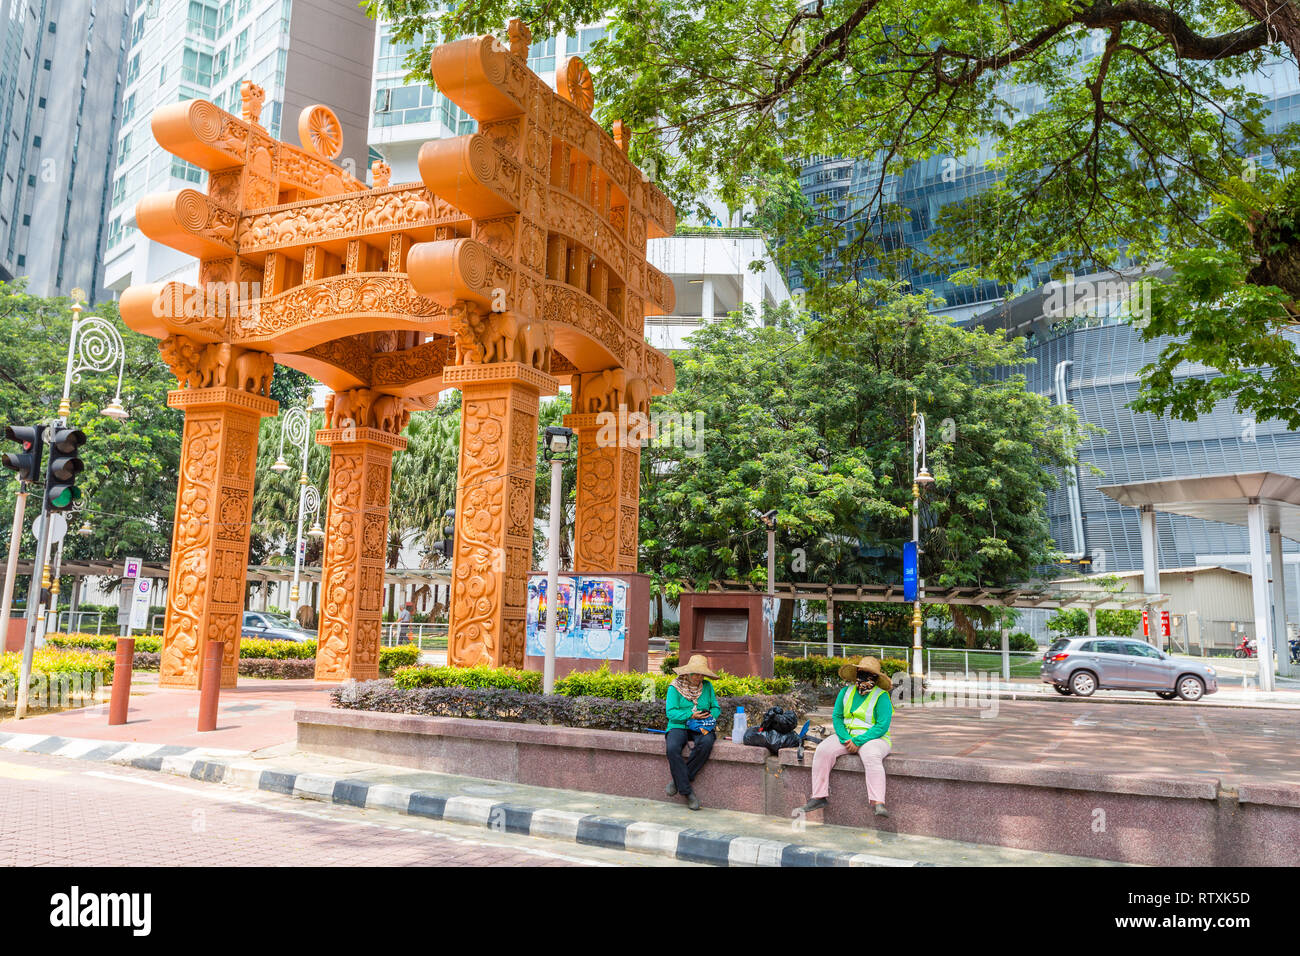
[0,730,923,867]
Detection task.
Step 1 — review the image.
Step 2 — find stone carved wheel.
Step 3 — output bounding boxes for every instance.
[557,57,594,115]
[298,105,344,160]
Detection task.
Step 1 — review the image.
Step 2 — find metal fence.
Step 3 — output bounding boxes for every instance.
[772,641,1043,677]
[380,621,448,649]
[56,611,106,635]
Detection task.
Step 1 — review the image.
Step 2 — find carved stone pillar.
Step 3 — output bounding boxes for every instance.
[564,408,644,574]
[314,425,407,682]
[161,387,278,689]
[445,361,557,668]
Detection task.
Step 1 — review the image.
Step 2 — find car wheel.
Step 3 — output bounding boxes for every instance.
[1156,691,1177,700]
[1069,671,1097,697]
[1053,684,1072,695]
[1176,675,1205,702]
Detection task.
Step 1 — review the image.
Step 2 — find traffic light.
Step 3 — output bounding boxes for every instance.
[2,425,45,482]
[44,427,86,512]
[428,508,455,559]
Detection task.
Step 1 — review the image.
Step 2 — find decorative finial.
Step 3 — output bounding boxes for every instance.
[371,159,391,188]
[241,81,266,125]
[507,18,532,58]
[613,121,631,154]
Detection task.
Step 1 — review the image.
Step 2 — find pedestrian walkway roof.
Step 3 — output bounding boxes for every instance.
[1098,471,1300,541]
[704,580,1167,610]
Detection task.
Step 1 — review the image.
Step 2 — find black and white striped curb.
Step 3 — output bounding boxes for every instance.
[0,730,924,867]
[0,731,246,768]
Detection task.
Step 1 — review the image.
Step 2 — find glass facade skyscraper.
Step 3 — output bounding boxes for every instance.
[796,55,1300,625]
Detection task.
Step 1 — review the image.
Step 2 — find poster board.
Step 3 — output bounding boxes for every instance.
[526,573,629,661]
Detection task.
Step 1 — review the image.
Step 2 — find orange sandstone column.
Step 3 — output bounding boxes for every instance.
[161,386,278,689]
[565,408,645,574]
[314,425,407,682]
[445,362,557,668]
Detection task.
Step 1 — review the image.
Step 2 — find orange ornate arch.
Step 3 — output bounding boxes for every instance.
[122,25,676,682]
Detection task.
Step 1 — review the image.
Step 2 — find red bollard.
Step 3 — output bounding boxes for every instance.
[107,637,135,726]
[196,640,225,732]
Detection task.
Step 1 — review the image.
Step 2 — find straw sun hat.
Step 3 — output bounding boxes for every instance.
[673,654,718,680]
[837,656,892,691]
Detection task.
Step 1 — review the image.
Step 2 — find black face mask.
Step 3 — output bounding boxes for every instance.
[857,674,876,688]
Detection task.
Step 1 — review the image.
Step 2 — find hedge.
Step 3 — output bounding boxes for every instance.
[0,648,115,707]
[331,680,812,733]
[393,663,790,699]
[773,655,909,687]
[125,643,419,679]
[46,633,163,654]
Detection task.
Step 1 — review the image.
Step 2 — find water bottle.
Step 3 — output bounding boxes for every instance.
[731,706,747,743]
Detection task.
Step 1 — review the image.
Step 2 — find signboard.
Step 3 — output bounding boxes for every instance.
[700,611,749,643]
[526,574,628,660]
[130,577,151,630]
[123,557,142,580]
[903,541,918,602]
[32,513,68,544]
[122,557,143,632]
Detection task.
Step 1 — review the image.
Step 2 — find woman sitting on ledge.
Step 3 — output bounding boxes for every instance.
[800,656,894,818]
[664,654,720,811]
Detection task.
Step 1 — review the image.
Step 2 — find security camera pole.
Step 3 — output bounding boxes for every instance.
[542,426,574,694]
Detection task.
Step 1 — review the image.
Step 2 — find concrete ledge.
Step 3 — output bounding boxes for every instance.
[296,707,1300,866]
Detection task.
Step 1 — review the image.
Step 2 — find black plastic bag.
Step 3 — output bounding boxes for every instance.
[742,726,803,755]
[760,706,798,734]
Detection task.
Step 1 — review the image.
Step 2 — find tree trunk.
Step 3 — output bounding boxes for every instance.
[1235,0,1300,62]
[951,605,978,648]
[776,597,794,643]
[653,591,664,637]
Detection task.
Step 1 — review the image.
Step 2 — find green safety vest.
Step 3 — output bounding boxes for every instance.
[842,685,891,743]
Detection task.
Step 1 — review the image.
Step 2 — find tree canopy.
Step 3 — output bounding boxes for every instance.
[637,285,1088,637]
[374,0,1300,424]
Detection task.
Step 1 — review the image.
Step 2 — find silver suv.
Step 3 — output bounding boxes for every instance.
[1040,637,1218,701]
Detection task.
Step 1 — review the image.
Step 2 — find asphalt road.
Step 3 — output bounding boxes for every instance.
[0,749,698,867]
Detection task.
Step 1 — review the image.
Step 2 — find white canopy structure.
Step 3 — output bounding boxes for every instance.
[1099,471,1300,688]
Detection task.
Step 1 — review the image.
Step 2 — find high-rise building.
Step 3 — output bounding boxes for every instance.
[0,0,133,303]
[102,0,375,292]
[366,19,790,352]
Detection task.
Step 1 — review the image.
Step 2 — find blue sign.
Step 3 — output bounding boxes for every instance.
[903,542,918,602]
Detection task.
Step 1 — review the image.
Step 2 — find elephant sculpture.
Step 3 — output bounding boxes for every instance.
[515,320,552,372]
[371,394,411,434]
[577,368,627,413]
[197,342,234,388]
[326,387,374,428]
[230,349,274,396]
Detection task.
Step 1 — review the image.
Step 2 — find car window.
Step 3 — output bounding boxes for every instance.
[1124,642,1163,658]
[1095,640,1126,655]
[1047,639,1070,655]
[243,613,259,627]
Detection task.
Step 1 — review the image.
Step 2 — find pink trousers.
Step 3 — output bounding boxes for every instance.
[810,737,891,803]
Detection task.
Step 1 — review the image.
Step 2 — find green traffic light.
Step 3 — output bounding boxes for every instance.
[48,485,81,510]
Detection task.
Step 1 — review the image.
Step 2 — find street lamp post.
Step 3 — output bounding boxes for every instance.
[15,290,128,719]
[542,426,573,695]
[272,407,314,614]
[911,404,935,680]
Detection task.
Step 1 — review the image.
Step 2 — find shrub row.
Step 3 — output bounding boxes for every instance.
[0,648,115,683]
[124,644,418,679]
[331,680,811,734]
[46,633,163,654]
[773,655,910,687]
[392,662,791,699]
[45,634,419,672]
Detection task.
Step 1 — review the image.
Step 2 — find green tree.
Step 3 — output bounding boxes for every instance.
[0,282,181,605]
[639,284,1088,642]
[374,0,1300,423]
[1046,607,1142,638]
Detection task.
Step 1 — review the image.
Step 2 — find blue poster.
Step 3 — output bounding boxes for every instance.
[903,541,918,602]
[526,573,627,661]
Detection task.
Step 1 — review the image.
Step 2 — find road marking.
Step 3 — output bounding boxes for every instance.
[81,770,615,865]
[0,761,69,780]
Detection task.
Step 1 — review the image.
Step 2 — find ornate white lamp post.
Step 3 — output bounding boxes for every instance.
[272,407,316,613]
[58,292,130,423]
[910,403,935,679]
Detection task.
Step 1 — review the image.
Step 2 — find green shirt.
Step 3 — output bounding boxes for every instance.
[665,682,720,730]
[831,685,893,745]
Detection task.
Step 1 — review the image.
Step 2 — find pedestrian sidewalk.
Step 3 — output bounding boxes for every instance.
[928,676,1300,709]
[0,729,1124,867]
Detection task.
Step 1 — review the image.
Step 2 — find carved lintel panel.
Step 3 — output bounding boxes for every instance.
[448,366,553,669]
[161,388,278,689]
[315,427,408,682]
